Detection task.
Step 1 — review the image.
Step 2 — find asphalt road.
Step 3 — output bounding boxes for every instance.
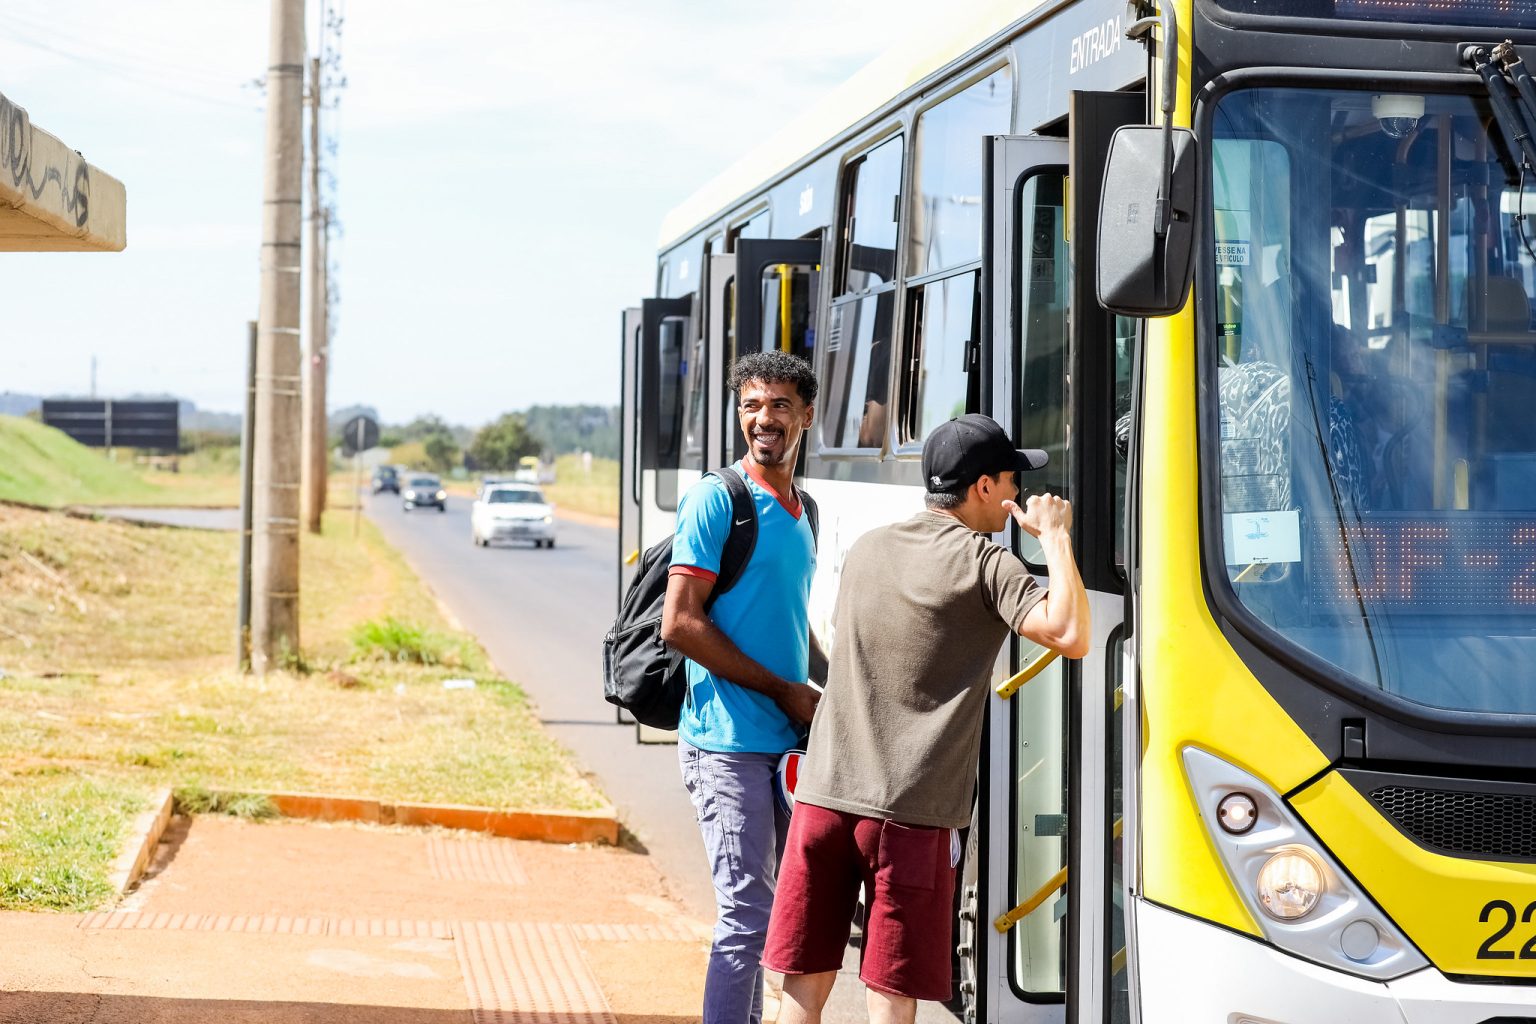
[363,491,715,916]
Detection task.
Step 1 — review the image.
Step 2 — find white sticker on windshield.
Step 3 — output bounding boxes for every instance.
[1216,241,1251,266]
[1224,510,1301,566]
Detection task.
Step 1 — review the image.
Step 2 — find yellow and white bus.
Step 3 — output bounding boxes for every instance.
[619,0,1536,1019]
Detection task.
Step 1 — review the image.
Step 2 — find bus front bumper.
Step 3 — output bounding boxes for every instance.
[1135,899,1536,1023]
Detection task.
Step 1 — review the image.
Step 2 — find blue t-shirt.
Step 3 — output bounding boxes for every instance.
[669,462,815,754]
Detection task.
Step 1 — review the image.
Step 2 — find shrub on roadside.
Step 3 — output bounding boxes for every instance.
[350,616,467,666]
[173,787,278,820]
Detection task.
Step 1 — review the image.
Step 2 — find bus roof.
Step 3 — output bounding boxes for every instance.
[657,0,1041,250]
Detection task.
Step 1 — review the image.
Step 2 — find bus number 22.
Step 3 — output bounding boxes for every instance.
[1477,900,1536,959]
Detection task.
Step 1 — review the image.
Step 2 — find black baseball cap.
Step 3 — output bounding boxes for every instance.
[922,414,1049,493]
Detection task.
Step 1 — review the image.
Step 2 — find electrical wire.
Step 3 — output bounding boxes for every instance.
[0,26,259,113]
[1518,164,1536,266]
[2,10,240,92]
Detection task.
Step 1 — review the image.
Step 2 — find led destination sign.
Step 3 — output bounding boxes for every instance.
[1310,516,1536,612]
[1216,0,1536,30]
[1336,0,1536,26]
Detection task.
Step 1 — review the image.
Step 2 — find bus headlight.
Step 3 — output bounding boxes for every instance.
[1256,848,1323,920]
[1181,747,1427,980]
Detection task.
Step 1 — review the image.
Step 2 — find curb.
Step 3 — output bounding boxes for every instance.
[203,791,620,846]
[109,787,175,896]
[0,499,222,530]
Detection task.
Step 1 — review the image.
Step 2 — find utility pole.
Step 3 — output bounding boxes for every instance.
[251,0,306,673]
[302,54,328,536]
[237,320,257,672]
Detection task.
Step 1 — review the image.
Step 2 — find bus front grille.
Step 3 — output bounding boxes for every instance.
[1368,784,1536,861]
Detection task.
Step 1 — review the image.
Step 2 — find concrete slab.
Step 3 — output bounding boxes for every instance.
[0,91,126,252]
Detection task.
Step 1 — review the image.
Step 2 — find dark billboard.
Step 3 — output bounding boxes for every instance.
[41,400,180,451]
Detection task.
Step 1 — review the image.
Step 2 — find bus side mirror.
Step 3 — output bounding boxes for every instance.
[1096,125,1198,317]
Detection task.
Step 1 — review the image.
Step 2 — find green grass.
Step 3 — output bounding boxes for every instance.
[0,415,165,507]
[0,777,147,911]
[173,786,278,820]
[0,415,239,508]
[543,454,618,520]
[0,500,610,912]
[351,616,477,667]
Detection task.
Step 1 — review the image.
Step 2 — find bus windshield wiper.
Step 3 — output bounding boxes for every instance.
[1465,42,1536,170]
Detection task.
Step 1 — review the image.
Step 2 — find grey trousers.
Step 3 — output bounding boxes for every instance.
[679,739,791,1024]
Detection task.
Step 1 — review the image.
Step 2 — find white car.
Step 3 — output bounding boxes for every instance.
[471,484,556,548]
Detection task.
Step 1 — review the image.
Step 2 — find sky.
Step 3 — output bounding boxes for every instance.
[0,0,942,427]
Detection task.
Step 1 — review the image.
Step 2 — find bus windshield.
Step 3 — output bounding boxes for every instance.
[1209,85,1536,717]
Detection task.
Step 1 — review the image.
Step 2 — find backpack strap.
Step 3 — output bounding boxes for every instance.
[796,487,820,552]
[704,466,758,610]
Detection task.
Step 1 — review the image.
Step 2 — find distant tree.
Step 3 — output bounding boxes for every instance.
[391,414,472,449]
[522,404,619,459]
[402,414,450,441]
[423,432,460,475]
[468,413,542,471]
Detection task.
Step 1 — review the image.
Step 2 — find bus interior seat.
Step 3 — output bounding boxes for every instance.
[1486,274,1531,332]
[1480,275,1536,507]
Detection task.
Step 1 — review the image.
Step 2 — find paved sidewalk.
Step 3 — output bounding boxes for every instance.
[0,815,714,1023]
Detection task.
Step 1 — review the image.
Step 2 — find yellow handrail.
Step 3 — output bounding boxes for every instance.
[994,865,1067,933]
[995,649,1061,699]
[994,819,1123,933]
[624,549,640,565]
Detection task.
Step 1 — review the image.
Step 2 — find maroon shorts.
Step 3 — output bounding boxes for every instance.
[763,801,955,1001]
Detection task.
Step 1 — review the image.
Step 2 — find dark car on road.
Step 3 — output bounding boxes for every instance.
[402,473,446,512]
[371,465,399,494]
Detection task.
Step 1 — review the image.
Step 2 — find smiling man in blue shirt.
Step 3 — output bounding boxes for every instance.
[661,351,821,1024]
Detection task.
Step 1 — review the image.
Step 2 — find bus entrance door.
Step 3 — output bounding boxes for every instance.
[976,94,1140,1024]
[704,253,736,468]
[619,306,644,599]
[632,296,694,743]
[973,133,1072,1024]
[729,238,823,467]
[639,295,694,549]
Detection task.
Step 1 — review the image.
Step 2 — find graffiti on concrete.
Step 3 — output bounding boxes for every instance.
[0,94,90,229]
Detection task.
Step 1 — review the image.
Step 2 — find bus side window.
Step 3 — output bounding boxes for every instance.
[825,134,903,451]
[1015,172,1070,563]
[901,66,1013,446]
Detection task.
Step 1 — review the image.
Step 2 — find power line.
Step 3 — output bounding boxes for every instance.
[0,26,260,112]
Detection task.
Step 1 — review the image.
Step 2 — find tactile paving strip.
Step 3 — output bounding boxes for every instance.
[77,912,694,1022]
[570,922,698,942]
[78,912,451,938]
[456,921,615,1024]
[427,835,529,886]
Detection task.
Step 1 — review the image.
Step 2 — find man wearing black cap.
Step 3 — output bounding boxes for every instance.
[761,413,1090,1024]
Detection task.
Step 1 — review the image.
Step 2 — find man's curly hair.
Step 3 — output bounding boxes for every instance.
[728,351,818,406]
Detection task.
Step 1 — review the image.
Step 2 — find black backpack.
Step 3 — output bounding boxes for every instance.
[602,467,818,730]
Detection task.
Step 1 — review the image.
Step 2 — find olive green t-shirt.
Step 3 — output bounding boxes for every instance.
[795,511,1045,829]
